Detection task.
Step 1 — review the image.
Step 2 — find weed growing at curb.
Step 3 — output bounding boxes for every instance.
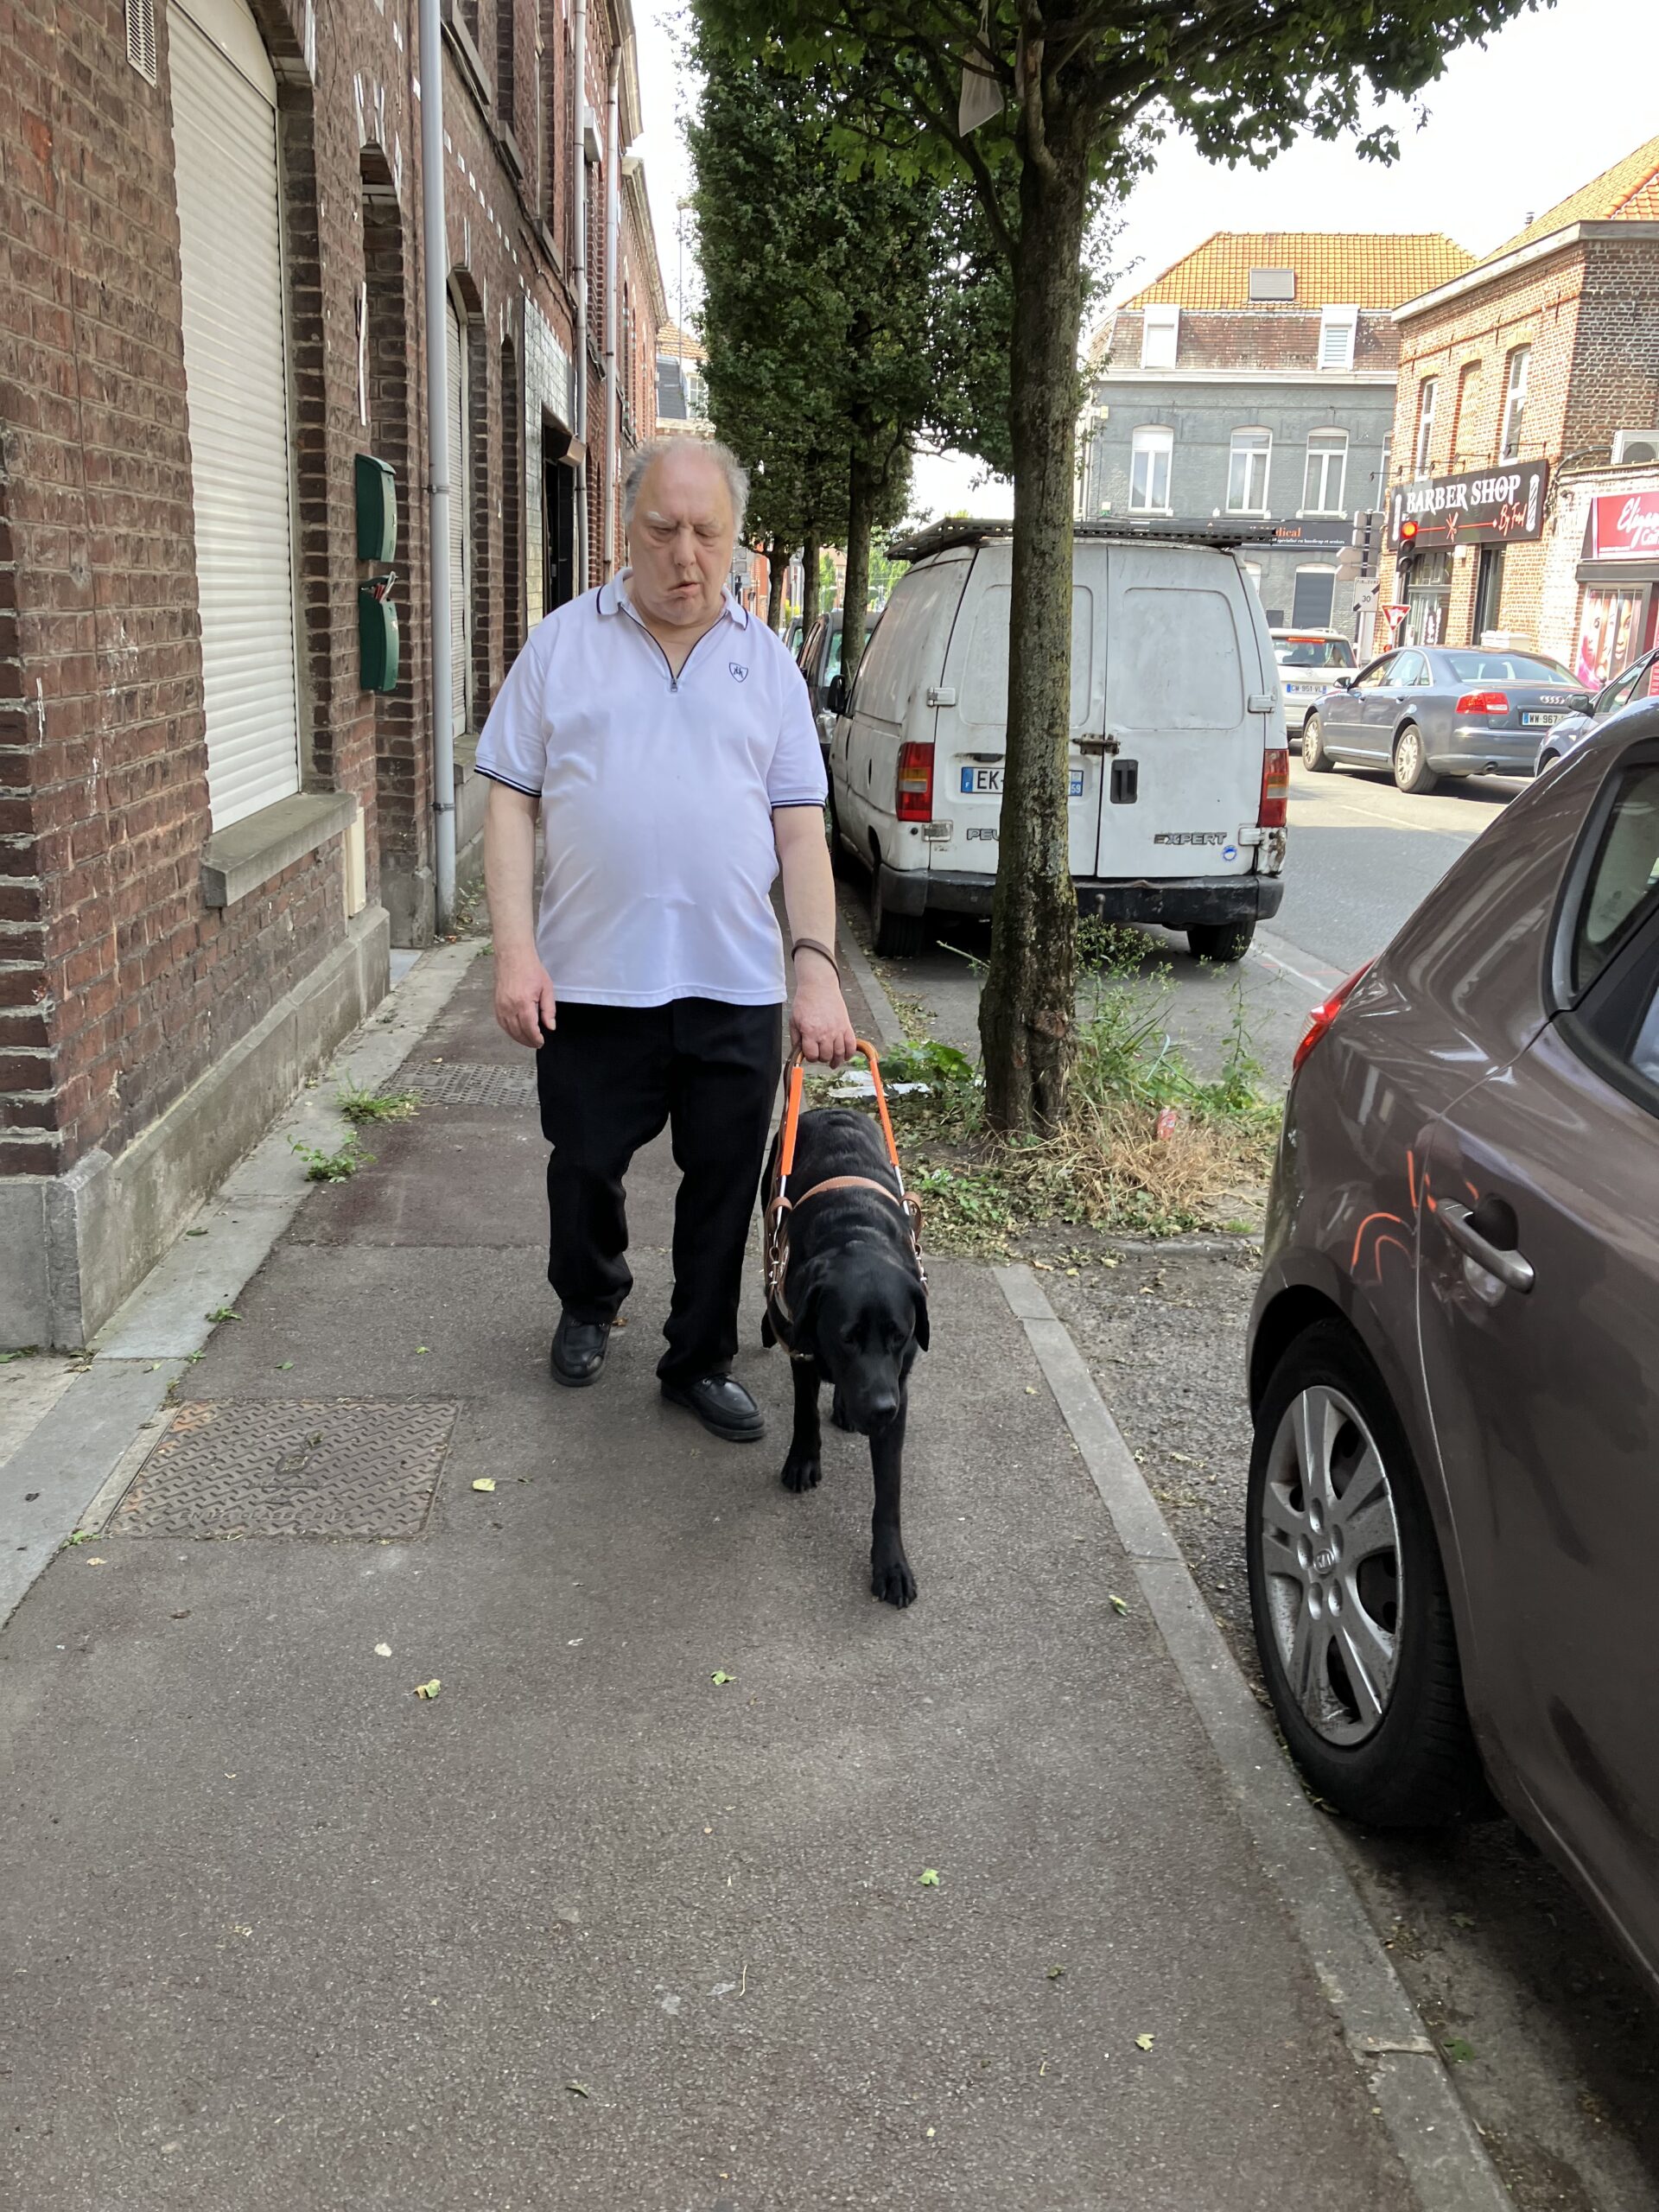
[337,1075,420,1125]
[851,923,1276,1254]
[291,1135,373,1183]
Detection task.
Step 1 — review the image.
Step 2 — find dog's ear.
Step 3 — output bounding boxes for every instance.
[912,1281,930,1351]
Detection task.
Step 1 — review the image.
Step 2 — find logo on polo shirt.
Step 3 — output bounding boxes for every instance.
[728,661,749,683]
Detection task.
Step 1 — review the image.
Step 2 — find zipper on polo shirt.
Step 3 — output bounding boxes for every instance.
[621,600,729,694]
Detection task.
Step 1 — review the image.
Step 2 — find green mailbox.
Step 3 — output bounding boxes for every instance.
[354,453,397,563]
[359,578,399,693]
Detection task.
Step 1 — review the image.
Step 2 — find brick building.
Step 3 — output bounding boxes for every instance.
[1078,232,1474,634]
[1,0,663,1345]
[1380,136,1659,668]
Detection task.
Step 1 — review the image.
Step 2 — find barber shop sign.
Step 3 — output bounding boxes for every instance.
[1388,460,1549,550]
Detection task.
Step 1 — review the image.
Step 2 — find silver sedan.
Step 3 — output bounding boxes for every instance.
[1302,645,1593,794]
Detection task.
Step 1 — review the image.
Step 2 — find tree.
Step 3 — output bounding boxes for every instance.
[699,0,1537,1133]
[690,23,1011,679]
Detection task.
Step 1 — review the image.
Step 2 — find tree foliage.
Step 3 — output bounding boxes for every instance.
[699,0,1541,1131]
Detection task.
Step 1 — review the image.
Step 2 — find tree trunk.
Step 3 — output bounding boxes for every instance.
[800,527,821,639]
[766,535,786,632]
[841,448,874,688]
[977,131,1090,1135]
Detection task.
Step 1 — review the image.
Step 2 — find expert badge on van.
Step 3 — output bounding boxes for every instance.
[827,519,1289,963]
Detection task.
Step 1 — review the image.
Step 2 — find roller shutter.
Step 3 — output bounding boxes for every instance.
[169,0,302,828]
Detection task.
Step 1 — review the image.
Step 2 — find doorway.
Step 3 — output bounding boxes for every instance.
[543,448,577,615]
[1472,545,1505,642]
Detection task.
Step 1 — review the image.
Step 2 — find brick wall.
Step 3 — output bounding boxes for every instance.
[0,0,641,1205]
[1102,307,1396,374]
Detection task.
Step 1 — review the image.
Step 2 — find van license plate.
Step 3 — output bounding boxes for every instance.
[961,766,1084,798]
[1522,711,1563,727]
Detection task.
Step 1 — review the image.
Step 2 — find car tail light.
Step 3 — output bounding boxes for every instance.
[1455,690,1510,715]
[896,741,934,823]
[1293,963,1372,1076]
[1258,747,1289,829]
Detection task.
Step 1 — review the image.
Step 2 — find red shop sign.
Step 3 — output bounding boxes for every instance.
[1584,491,1659,559]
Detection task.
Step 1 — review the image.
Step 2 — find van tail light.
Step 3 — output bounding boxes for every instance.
[1293,963,1372,1076]
[1456,690,1510,715]
[896,741,935,823]
[1258,747,1289,829]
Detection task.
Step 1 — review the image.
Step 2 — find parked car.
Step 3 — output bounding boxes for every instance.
[785,615,804,660]
[798,607,880,760]
[1247,700,1659,1996]
[1535,645,1659,774]
[1270,627,1357,735]
[829,519,1288,960]
[1301,645,1592,792]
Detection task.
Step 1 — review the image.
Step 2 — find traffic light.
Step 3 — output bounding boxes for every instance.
[1395,512,1419,580]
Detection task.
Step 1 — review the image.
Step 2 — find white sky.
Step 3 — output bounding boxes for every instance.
[628,0,1659,523]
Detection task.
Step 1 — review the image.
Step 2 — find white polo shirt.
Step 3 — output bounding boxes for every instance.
[476,575,828,1007]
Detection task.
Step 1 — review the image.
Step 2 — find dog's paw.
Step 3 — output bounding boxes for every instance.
[780,1452,822,1495]
[830,1389,855,1433]
[870,1545,917,1608]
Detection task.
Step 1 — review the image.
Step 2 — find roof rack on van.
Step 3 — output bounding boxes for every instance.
[887,517,1276,563]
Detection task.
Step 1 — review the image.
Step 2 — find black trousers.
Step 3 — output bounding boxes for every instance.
[536,997,783,1383]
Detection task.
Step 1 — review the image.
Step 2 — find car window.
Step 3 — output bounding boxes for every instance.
[1599,663,1646,718]
[1353,656,1395,690]
[826,628,842,681]
[1273,637,1356,668]
[1570,761,1659,994]
[1440,651,1577,684]
[1392,652,1428,687]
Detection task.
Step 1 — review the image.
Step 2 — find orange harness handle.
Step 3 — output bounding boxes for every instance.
[776,1039,901,1199]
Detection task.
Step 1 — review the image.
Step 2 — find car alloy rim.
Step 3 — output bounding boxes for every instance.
[1303,721,1320,762]
[1258,1384,1402,1746]
[1398,729,1421,780]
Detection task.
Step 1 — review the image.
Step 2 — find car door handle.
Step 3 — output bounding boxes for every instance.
[1436,1199,1535,1294]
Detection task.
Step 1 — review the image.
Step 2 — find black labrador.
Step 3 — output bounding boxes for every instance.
[761,1106,929,1605]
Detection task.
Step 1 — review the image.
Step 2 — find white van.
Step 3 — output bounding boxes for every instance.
[828,520,1288,961]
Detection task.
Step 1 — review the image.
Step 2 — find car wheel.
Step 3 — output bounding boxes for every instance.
[1391,722,1437,795]
[1187,920,1255,963]
[869,861,926,958]
[1534,747,1561,779]
[1301,714,1333,772]
[1247,1319,1488,1827]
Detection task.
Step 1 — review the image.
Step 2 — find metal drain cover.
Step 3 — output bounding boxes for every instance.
[410,1061,537,1109]
[113,1400,460,1539]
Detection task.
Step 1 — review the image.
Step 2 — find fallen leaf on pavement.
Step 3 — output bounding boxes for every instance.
[374,1642,392,1657]
[414,1679,442,1700]
[1135,2034,1155,2052]
[710,1670,734,1685]
[472,1478,496,1493]
[276,1361,294,1371]
[564,2081,590,2098]
[186,1228,209,1237]
[1442,2037,1476,2064]
[1047,1965,1065,1980]
[85,1556,107,1566]
[1109,1594,1129,1615]
[918,1868,940,1887]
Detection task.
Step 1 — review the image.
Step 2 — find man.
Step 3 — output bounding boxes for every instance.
[478,437,856,1442]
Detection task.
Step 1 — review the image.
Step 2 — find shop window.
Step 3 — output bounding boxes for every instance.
[1129,426,1173,512]
[1292,567,1338,628]
[1302,431,1347,514]
[1576,588,1644,689]
[1140,306,1179,368]
[1318,307,1357,371]
[1499,346,1530,461]
[1414,377,1438,476]
[1227,429,1272,515]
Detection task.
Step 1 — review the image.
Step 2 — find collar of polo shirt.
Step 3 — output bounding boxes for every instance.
[599,569,751,630]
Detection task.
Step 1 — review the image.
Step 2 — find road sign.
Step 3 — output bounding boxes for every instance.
[1381,601,1408,630]
[1351,582,1380,613]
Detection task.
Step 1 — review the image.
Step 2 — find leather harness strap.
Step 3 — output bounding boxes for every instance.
[764,1040,926,1354]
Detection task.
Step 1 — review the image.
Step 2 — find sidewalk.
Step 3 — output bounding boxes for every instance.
[2,951,1470,2210]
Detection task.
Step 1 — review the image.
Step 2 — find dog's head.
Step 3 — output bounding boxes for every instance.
[793,1246,929,1433]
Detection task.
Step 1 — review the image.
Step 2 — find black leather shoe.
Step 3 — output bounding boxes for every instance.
[550,1313,611,1388]
[660,1372,766,1442]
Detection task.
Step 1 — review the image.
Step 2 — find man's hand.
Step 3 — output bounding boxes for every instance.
[791,961,857,1068]
[493,944,558,1048]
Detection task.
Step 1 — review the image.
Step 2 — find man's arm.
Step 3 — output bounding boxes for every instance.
[484,781,557,1046]
[773,805,856,1067]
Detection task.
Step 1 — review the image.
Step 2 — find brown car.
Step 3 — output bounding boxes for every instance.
[1248,698,1659,1998]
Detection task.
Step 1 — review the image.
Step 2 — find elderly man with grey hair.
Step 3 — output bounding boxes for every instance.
[477,435,855,1443]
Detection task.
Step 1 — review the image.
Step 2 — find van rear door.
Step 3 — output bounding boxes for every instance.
[932,547,1106,886]
[1097,544,1268,885]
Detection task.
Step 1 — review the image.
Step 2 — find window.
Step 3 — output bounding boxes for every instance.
[1450,360,1480,467]
[1354,655,1398,690]
[1575,588,1644,687]
[1570,761,1659,994]
[1302,431,1347,514]
[1499,346,1529,461]
[1129,426,1173,512]
[1291,568,1337,627]
[1227,429,1271,514]
[1140,306,1179,368]
[1248,267,1296,302]
[1390,651,1429,686]
[1318,307,1357,371]
[1414,377,1439,476]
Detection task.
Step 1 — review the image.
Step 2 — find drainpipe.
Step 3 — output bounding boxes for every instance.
[416,0,455,930]
[603,47,620,575]
[572,0,589,589]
